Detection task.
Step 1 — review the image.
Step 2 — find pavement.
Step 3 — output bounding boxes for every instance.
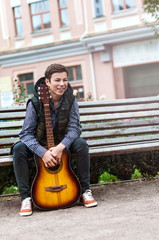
[1,179,159,240]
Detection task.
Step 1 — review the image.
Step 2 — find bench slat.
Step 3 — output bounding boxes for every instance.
[0,148,10,156]
[0,156,13,166]
[0,130,20,137]
[78,96,159,107]
[79,103,159,115]
[0,105,26,113]
[0,120,24,129]
[80,110,159,122]
[89,141,159,156]
[2,125,159,139]
[0,137,19,145]
[81,126,159,139]
[0,112,26,120]
[87,134,159,147]
[81,118,159,130]
[1,140,159,164]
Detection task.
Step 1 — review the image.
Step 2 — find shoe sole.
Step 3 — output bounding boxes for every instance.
[19,211,32,216]
[84,202,97,208]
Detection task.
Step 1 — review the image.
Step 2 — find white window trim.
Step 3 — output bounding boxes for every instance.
[10,0,21,8]
[27,0,41,4]
[111,8,138,18]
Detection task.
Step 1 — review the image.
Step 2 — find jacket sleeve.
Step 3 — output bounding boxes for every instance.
[19,101,47,158]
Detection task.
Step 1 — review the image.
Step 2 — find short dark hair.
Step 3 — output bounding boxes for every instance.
[44,63,68,81]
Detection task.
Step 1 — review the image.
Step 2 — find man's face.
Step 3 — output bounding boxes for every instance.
[45,72,68,100]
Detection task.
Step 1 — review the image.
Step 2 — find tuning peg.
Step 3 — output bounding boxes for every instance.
[50,96,52,98]
[38,87,40,90]
[38,97,41,99]
[38,92,40,95]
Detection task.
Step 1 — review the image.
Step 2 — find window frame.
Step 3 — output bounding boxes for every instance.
[67,65,84,101]
[58,0,69,27]
[112,0,136,12]
[18,73,34,96]
[29,0,51,32]
[13,6,23,36]
[67,65,83,82]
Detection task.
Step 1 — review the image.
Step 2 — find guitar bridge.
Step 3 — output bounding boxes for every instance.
[45,185,67,192]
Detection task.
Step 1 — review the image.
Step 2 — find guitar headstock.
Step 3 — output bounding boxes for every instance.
[38,84,51,104]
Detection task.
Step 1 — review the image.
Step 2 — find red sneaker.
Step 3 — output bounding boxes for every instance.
[81,190,97,208]
[19,197,32,216]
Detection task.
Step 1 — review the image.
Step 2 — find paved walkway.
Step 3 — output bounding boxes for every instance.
[1,179,159,240]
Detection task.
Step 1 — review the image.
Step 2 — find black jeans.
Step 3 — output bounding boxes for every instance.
[12,138,90,200]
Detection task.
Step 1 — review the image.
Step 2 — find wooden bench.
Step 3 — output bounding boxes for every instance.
[1,96,159,166]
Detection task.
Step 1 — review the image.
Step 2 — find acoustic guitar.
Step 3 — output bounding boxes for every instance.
[31,84,81,210]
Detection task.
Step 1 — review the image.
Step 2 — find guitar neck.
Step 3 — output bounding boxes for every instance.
[44,103,55,148]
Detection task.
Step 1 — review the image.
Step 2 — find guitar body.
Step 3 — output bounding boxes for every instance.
[31,150,81,210]
[31,84,81,210]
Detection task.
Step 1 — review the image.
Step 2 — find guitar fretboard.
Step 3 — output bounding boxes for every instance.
[44,103,55,148]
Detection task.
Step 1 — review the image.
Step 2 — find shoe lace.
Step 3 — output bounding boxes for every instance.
[84,190,94,201]
[21,198,31,210]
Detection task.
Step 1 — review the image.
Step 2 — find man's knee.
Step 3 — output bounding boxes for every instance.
[71,138,89,152]
[12,141,32,160]
[12,141,27,153]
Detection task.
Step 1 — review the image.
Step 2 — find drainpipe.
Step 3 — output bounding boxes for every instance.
[80,0,97,101]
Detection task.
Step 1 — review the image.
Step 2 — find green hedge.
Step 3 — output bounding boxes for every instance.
[90,150,159,183]
[1,150,159,194]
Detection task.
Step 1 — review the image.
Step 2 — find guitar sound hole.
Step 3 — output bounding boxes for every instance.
[46,161,63,174]
[48,164,60,172]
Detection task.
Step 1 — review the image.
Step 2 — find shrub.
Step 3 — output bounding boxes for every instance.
[131,169,142,179]
[2,185,19,194]
[1,151,159,195]
[99,171,119,183]
[134,150,159,177]
[0,166,17,194]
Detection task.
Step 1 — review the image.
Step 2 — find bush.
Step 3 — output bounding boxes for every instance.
[0,166,17,194]
[2,185,19,194]
[105,154,135,180]
[131,169,142,179]
[134,150,159,177]
[1,151,159,194]
[99,171,119,183]
[90,156,110,183]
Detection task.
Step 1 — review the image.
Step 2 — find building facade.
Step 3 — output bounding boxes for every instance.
[0,0,158,107]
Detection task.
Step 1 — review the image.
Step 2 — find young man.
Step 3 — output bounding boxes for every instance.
[12,63,97,216]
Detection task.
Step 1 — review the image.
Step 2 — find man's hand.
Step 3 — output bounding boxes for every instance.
[42,143,66,168]
[49,143,66,164]
[42,150,58,168]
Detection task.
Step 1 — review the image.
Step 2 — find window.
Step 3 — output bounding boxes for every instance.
[58,0,69,26]
[68,65,82,82]
[112,0,136,11]
[94,0,104,18]
[19,73,34,96]
[67,65,84,101]
[13,6,23,36]
[30,0,51,32]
